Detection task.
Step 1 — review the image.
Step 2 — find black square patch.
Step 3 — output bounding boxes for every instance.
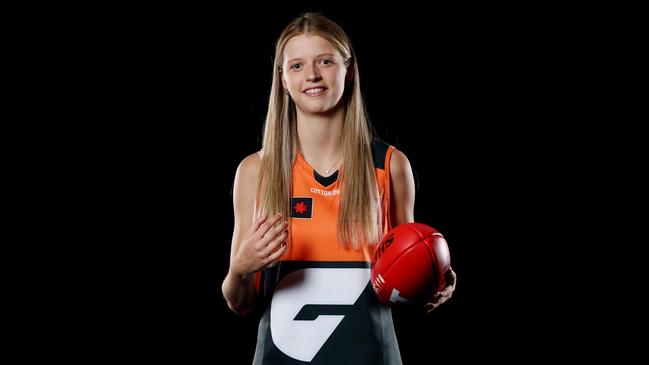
[290,197,313,219]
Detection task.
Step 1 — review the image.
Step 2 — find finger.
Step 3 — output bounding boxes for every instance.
[250,214,268,234]
[266,213,286,231]
[446,269,457,286]
[434,297,448,308]
[264,241,288,264]
[258,213,284,237]
[264,221,288,241]
[261,229,288,256]
[257,221,288,249]
[426,297,447,313]
[439,287,453,298]
[439,287,453,299]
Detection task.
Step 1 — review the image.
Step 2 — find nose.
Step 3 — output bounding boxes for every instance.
[306,64,322,82]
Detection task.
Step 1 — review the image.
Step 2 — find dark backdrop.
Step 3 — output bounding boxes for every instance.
[64,4,610,363]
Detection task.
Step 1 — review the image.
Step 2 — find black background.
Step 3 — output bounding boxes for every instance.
[47,4,632,363]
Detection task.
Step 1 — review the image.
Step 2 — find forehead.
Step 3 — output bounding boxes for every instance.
[283,34,340,61]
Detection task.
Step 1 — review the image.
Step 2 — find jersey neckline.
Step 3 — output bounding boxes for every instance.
[295,152,342,188]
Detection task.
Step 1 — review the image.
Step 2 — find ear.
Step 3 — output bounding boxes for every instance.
[345,59,354,85]
[279,67,288,89]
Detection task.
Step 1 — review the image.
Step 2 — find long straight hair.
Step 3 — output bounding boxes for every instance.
[258,13,381,249]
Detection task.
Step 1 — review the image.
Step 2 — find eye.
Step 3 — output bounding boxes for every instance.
[320,59,333,65]
[290,63,302,70]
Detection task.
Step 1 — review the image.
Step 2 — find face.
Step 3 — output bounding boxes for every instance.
[281,34,349,115]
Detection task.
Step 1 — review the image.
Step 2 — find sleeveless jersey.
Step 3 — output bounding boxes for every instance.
[253,139,402,364]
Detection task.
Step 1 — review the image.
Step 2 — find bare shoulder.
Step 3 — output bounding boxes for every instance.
[388,148,416,224]
[232,151,262,216]
[389,148,413,177]
[233,151,262,196]
[236,151,262,181]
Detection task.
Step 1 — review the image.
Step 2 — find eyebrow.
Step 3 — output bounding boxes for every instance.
[286,53,335,64]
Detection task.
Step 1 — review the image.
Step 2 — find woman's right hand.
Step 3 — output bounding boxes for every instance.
[231,213,288,278]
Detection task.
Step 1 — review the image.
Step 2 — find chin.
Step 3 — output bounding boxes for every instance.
[298,103,334,114]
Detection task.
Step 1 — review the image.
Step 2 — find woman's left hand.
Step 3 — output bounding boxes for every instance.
[425,268,456,313]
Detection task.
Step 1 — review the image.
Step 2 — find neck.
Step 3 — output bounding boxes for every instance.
[296,106,344,158]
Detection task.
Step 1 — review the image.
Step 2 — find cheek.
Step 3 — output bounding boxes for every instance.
[335,70,348,87]
[285,75,301,89]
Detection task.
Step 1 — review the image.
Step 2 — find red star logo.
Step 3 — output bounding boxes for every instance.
[294,201,308,214]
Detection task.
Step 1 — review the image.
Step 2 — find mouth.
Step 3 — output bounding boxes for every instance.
[303,87,327,97]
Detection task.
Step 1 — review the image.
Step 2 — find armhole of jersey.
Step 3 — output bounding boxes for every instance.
[384,145,395,231]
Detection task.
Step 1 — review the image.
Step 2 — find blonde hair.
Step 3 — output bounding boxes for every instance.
[258,13,381,249]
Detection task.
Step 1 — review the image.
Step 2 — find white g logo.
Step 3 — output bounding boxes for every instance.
[270,268,369,362]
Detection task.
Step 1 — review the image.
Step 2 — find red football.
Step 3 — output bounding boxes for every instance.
[371,223,451,306]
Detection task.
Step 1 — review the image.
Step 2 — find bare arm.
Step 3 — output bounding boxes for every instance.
[389,148,456,312]
[389,149,416,226]
[221,153,288,315]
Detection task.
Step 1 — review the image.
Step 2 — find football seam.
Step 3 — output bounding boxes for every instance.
[407,225,443,294]
[379,238,430,288]
[407,224,442,272]
[379,224,431,277]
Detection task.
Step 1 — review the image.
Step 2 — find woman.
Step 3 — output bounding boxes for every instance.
[222,12,456,364]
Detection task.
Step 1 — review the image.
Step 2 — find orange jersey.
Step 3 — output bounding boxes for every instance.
[253,140,403,364]
[284,142,394,262]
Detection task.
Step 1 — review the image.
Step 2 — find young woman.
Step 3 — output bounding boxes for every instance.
[222,12,456,364]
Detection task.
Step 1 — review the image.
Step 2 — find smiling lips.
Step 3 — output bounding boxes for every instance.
[303,87,327,96]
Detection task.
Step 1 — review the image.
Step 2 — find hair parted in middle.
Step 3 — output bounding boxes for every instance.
[258,12,381,250]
